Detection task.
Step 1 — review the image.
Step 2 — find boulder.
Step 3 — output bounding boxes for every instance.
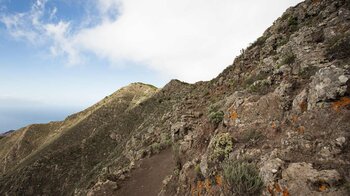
[308,66,349,109]
[292,89,308,113]
[260,158,284,184]
[171,122,189,142]
[281,162,344,195]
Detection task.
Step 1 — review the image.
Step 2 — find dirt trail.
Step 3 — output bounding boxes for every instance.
[116,149,174,196]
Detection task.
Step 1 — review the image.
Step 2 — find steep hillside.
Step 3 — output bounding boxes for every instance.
[0,83,158,194]
[1,0,350,195]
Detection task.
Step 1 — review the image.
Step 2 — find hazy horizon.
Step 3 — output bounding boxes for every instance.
[0,106,83,133]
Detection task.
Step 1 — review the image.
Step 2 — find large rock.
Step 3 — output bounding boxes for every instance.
[308,66,349,109]
[280,162,344,195]
[171,122,189,142]
[260,158,284,184]
[292,89,308,113]
[87,180,118,196]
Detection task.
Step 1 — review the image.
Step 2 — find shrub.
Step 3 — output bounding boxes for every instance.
[281,52,296,65]
[276,37,289,48]
[326,34,350,60]
[223,161,263,196]
[209,133,234,163]
[288,16,298,26]
[243,71,270,89]
[298,66,318,79]
[208,104,224,125]
[208,111,224,124]
[172,143,182,170]
[160,139,172,149]
[242,129,262,143]
[344,182,350,194]
[151,143,162,154]
[287,16,299,32]
[248,79,271,95]
[249,36,267,48]
[194,164,204,181]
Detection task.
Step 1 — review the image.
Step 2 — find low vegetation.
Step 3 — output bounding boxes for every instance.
[281,52,296,65]
[208,111,224,124]
[223,161,263,196]
[208,105,224,125]
[209,133,234,163]
[326,34,350,60]
[248,79,271,95]
[242,129,262,143]
[298,66,318,79]
[287,16,299,32]
[249,36,267,49]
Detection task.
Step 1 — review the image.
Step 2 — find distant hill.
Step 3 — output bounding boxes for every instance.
[0,130,15,136]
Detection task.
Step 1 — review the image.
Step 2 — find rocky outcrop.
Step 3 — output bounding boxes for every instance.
[308,66,350,109]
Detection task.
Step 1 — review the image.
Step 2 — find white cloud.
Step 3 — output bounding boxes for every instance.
[0,0,82,64]
[74,0,303,82]
[97,0,120,19]
[44,21,82,65]
[1,0,303,82]
[49,7,57,20]
[0,0,45,42]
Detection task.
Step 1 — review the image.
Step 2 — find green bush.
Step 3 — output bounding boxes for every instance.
[326,34,350,60]
[209,133,234,162]
[344,181,350,194]
[194,164,204,180]
[243,71,270,89]
[242,129,262,143]
[298,66,318,79]
[208,111,224,124]
[249,36,267,48]
[281,52,296,65]
[288,16,298,26]
[160,139,172,149]
[223,161,263,196]
[248,79,271,95]
[287,16,299,32]
[172,143,182,170]
[151,143,162,154]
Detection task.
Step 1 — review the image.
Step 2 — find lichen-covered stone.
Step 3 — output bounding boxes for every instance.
[308,66,350,109]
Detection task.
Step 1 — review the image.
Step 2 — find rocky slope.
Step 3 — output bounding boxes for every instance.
[1,0,350,195]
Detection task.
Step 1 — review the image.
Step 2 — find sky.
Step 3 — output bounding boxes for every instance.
[0,0,303,132]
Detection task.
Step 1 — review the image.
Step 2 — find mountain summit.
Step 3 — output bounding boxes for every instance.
[1,0,350,195]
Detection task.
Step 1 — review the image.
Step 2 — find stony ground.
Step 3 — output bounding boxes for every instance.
[0,0,350,195]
